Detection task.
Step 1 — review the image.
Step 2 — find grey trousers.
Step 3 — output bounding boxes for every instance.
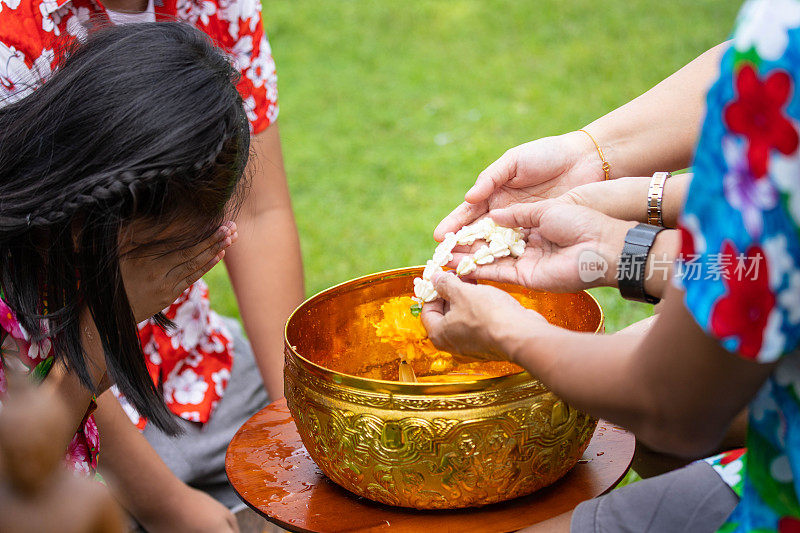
[571,460,739,532]
[142,317,270,510]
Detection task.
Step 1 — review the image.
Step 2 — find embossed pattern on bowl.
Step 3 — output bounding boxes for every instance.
[284,267,603,509]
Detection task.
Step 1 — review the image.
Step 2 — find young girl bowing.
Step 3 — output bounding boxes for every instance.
[0,22,251,531]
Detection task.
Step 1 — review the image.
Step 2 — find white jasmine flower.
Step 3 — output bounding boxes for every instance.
[489,238,511,258]
[509,239,526,258]
[478,218,496,233]
[456,256,477,276]
[487,226,514,246]
[419,221,525,302]
[413,277,438,302]
[455,225,485,245]
[487,226,525,257]
[440,231,458,251]
[473,244,495,265]
[431,231,458,267]
[423,260,443,281]
[432,243,454,267]
[476,217,497,237]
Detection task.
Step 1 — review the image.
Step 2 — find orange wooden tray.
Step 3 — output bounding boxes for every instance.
[226,399,635,533]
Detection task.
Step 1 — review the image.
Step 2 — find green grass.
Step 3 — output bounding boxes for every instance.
[205,0,739,334]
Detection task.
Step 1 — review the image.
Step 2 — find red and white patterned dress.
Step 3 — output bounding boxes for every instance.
[0,0,278,431]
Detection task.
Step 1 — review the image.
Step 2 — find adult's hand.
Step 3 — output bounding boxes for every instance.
[433,131,604,241]
[120,221,237,322]
[421,272,549,362]
[447,200,634,293]
[434,42,730,243]
[558,174,692,228]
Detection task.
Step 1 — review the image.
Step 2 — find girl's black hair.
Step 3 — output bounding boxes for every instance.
[0,22,250,434]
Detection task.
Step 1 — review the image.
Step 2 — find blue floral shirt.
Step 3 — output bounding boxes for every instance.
[680,1,800,531]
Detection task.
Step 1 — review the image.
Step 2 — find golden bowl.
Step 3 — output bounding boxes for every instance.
[284,267,603,509]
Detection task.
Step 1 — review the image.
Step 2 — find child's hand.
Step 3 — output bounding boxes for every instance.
[142,487,239,533]
[120,222,238,322]
[421,272,549,363]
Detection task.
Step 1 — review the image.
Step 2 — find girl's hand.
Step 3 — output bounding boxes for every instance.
[120,222,238,322]
[448,200,634,293]
[141,487,239,533]
[421,272,549,362]
[434,131,603,241]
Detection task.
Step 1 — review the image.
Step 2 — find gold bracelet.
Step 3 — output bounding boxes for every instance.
[578,129,611,180]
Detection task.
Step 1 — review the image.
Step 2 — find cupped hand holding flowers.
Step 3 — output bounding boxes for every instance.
[420,271,550,363]
[446,200,634,293]
[433,132,605,242]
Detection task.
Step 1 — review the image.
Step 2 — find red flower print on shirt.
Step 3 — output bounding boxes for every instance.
[779,516,800,533]
[724,64,798,178]
[679,224,696,258]
[710,240,774,359]
[720,447,746,465]
[118,280,233,428]
[711,241,775,359]
[0,0,273,431]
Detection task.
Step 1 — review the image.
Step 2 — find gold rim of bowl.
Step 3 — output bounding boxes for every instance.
[284,266,604,396]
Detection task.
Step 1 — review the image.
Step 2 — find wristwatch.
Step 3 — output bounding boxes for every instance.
[647,172,671,226]
[618,223,665,304]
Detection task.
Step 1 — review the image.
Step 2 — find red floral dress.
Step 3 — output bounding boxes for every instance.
[126,280,234,428]
[0,0,278,428]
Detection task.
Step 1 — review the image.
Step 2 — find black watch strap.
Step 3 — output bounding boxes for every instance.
[618,223,665,304]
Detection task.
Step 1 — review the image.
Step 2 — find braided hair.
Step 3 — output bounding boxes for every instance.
[0,22,250,434]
